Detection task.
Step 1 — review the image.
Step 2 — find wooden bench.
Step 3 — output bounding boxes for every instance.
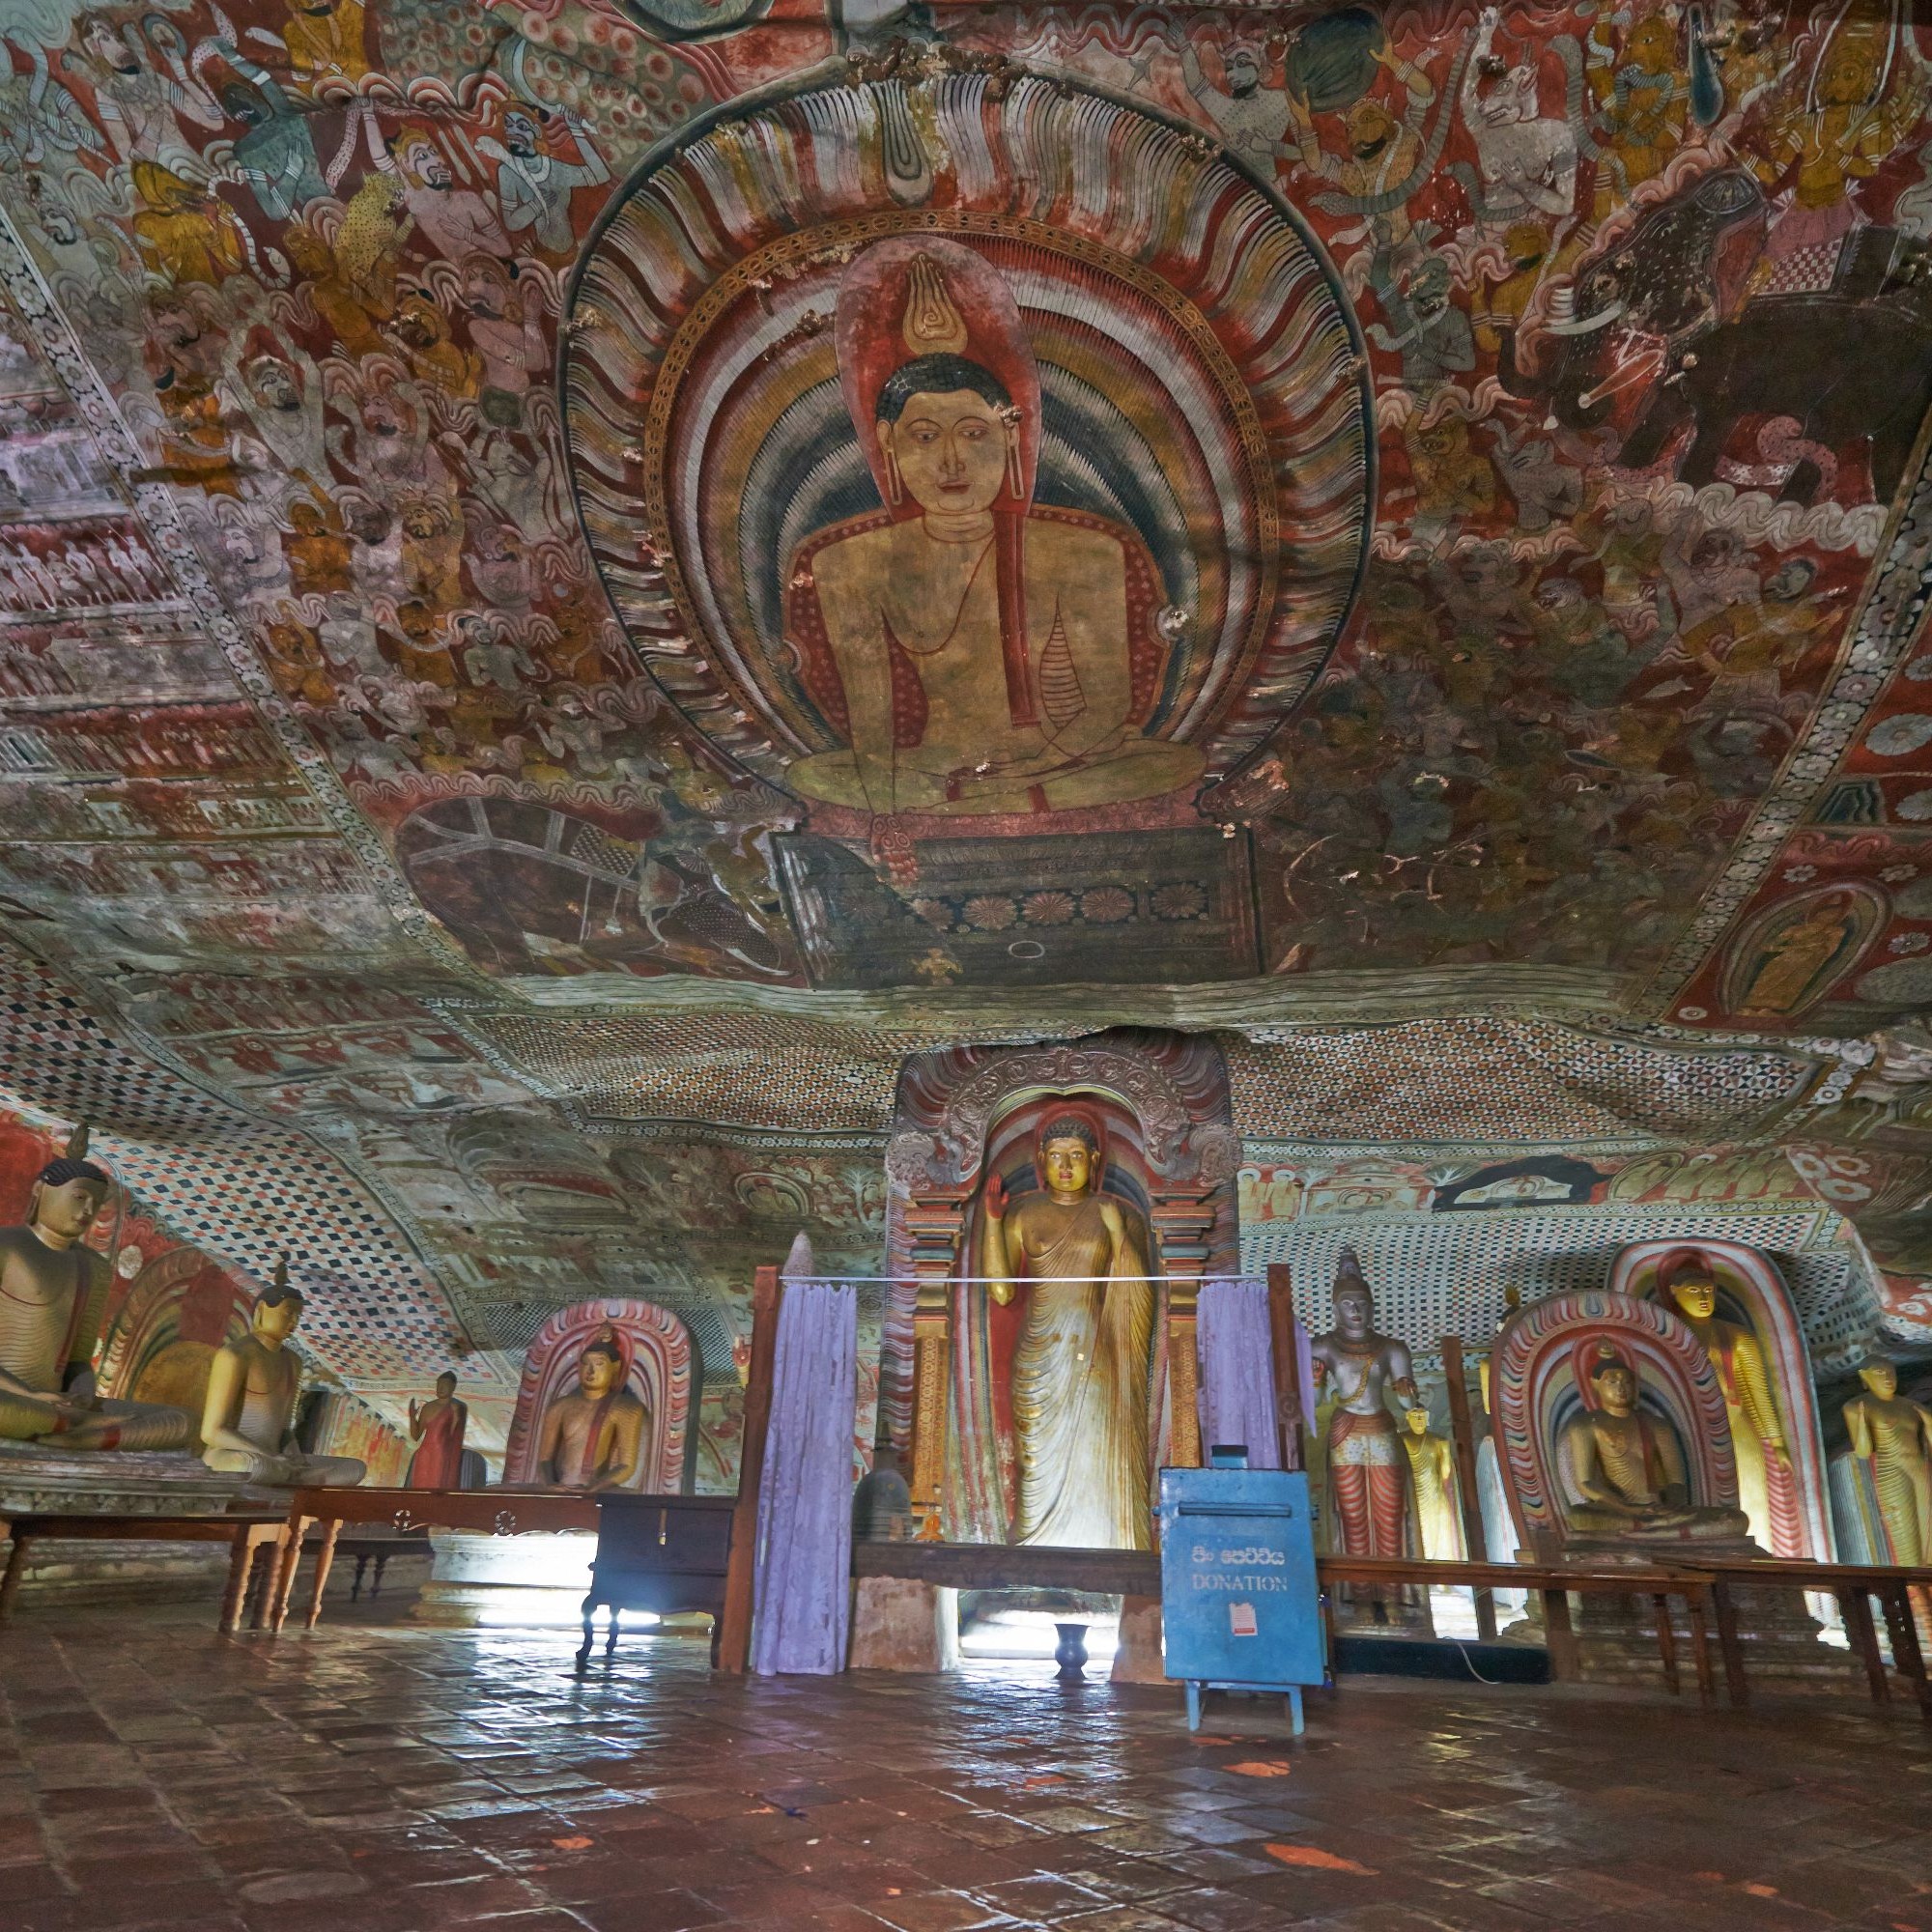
[0,1512,288,1634]
[1689,1557,1932,1723]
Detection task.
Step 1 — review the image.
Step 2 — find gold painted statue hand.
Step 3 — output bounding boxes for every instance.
[982,1172,1008,1223]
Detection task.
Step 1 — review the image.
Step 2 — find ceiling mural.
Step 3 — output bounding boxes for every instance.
[7,0,1932,1439]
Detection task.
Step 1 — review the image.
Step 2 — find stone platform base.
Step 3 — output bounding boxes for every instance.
[409,1529,596,1628]
[0,1443,253,1517]
[850,1576,960,1671]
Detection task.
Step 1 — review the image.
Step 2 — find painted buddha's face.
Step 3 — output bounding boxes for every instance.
[1861,1361,1898,1401]
[36,1177,107,1240]
[1040,1136,1093,1199]
[1670,1275,1718,1321]
[579,1346,622,1398]
[881,390,1009,518]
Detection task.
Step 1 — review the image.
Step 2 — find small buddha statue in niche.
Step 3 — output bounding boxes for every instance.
[1403,1405,1465,1561]
[1558,1345,1748,1540]
[536,1327,648,1491]
[0,1123,192,1452]
[200,1262,365,1487]
[1660,1256,1794,1554]
[1842,1359,1931,1569]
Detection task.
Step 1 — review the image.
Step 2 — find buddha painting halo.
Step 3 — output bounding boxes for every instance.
[565,66,1370,829]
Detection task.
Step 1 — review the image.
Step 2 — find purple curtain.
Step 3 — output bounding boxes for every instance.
[1197,1279,1282,1471]
[751,1238,857,1675]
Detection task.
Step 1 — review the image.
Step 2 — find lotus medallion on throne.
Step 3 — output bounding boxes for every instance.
[785,240,1206,818]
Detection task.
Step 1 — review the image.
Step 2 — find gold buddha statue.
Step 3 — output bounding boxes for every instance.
[1403,1405,1465,1561]
[1660,1257,1794,1554]
[982,1110,1155,1549]
[199,1260,365,1488]
[535,1327,649,1491]
[0,1124,192,1452]
[1557,1345,1748,1541]
[1842,1359,1932,1570]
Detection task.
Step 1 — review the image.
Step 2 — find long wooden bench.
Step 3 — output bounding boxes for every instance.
[0,1513,287,1633]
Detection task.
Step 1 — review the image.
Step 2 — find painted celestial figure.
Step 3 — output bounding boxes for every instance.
[981,1109,1156,1549]
[0,1123,192,1452]
[785,240,1205,818]
[199,1259,365,1488]
[536,1325,649,1491]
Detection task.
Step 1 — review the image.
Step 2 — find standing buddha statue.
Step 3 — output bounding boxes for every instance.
[0,1123,192,1452]
[406,1371,469,1489]
[1842,1360,1932,1571]
[1403,1405,1466,1561]
[982,1110,1156,1550]
[1660,1254,1795,1554]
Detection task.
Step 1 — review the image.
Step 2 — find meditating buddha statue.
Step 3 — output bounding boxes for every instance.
[1558,1345,1747,1541]
[1660,1256,1794,1554]
[0,1124,192,1452]
[536,1327,649,1491]
[1842,1359,1932,1570]
[199,1261,365,1488]
[982,1111,1155,1549]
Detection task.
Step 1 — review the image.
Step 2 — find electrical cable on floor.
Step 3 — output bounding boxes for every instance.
[1448,1636,1505,1685]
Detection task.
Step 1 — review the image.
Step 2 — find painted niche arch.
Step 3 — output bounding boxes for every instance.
[1612,1237,1833,1563]
[501,1298,696,1492]
[1492,1289,1740,1561]
[97,1244,255,1446]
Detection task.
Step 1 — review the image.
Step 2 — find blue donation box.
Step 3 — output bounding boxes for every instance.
[1159,1464,1324,1734]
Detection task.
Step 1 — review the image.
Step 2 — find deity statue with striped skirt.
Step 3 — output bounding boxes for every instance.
[1310,1249,1426,1625]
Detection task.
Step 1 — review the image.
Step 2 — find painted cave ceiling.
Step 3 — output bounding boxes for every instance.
[8,0,1932,1448]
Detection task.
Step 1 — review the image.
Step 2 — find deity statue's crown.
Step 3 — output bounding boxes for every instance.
[1332,1245,1371,1298]
[36,1116,109,1188]
[901,254,968,358]
[260,1252,301,1307]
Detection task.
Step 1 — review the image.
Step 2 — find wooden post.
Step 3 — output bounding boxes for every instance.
[717,1262,782,1675]
[907,1299,951,1538]
[1439,1336,1495,1641]
[1265,1264,1302,1472]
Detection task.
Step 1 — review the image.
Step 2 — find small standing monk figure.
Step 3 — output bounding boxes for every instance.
[0,1122,192,1451]
[1311,1248,1423,1622]
[536,1326,649,1492]
[405,1371,468,1489]
[200,1259,365,1488]
[1403,1405,1466,1561]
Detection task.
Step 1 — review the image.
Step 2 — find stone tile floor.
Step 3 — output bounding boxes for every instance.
[3,1599,1930,1932]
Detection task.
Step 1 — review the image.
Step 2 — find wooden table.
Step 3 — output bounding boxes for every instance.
[268,1487,599,1634]
[1688,1557,1932,1722]
[1316,1554,1736,1705]
[0,1512,288,1633]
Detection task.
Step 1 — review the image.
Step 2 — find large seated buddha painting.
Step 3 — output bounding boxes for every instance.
[565,64,1371,983]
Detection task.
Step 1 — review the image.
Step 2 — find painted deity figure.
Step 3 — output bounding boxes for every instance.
[982,1112,1155,1549]
[1843,1360,1932,1570]
[0,1125,192,1452]
[1557,1345,1747,1540]
[1403,1404,1466,1560]
[785,241,1205,818]
[1310,1248,1419,1562]
[405,1370,468,1489]
[1659,1256,1795,1554]
[200,1264,365,1487]
[536,1330,649,1491]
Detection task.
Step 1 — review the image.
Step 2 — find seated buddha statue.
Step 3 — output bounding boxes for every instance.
[199,1262,365,1488]
[0,1124,192,1452]
[535,1328,649,1491]
[1557,1345,1748,1542]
